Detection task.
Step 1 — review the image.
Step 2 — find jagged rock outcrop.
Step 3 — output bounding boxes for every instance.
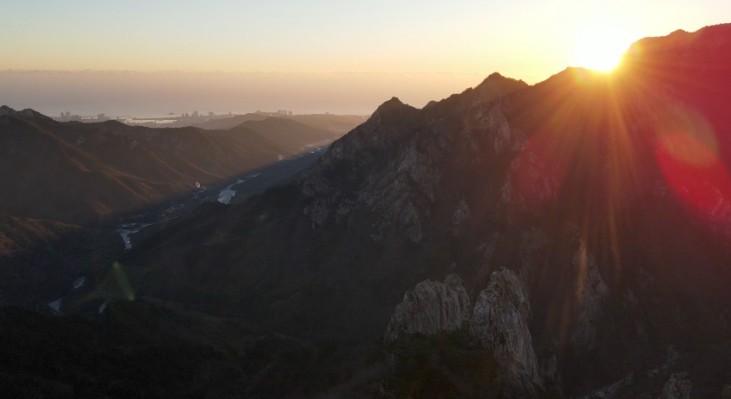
[384,274,470,343]
[385,269,543,393]
[470,269,541,394]
[659,372,691,399]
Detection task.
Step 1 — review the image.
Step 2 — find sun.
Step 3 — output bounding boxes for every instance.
[572,25,632,72]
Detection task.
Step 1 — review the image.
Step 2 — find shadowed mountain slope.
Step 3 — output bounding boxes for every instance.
[0,109,344,225]
[194,112,366,134]
[123,24,731,397]
[228,117,339,153]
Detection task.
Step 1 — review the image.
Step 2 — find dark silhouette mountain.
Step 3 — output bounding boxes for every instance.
[228,117,340,153]
[4,24,731,398]
[0,109,343,225]
[194,111,366,134]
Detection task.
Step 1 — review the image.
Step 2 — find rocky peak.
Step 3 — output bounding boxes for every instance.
[298,95,426,233]
[0,106,54,123]
[19,109,42,118]
[382,270,553,396]
[473,72,528,99]
[0,105,14,116]
[384,274,471,343]
[422,72,528,121]
[316,97,418,163]
[470,268,541,394]
[384,269,544,393]
[374,96,406,113]
[299,69,528,238]
[363,97,419,132]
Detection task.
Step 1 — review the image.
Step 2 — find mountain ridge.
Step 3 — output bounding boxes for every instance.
[0,108,346,224]
[120,23,731,397]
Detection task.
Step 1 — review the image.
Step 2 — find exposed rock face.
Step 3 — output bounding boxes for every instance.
[660,372,691,399]
[570,241,609,349]
[301,109,434,241]
[384,274,470,343]
[470,269,541,393]
[385,269,543,393]
[300,76,529,243]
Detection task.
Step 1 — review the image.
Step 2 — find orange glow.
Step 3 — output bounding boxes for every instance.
[572,25,632,72]
[508,30,731,245]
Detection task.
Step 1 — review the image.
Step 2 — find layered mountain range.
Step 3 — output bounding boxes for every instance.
[194,112,367,135]
[0,110,352,311]
[0,107,349,225]
[3,24,731,398]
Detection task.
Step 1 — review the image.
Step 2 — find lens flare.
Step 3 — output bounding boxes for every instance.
[112,261,136,302]
[654,104,731,222]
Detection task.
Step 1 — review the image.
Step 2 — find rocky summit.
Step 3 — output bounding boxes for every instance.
[385,273,471,343]
[471,269,541,395]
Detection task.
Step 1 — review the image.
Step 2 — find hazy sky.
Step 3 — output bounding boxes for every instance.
[2,1,729,116]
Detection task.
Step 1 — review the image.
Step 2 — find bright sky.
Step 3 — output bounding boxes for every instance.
[1,0,729,115]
